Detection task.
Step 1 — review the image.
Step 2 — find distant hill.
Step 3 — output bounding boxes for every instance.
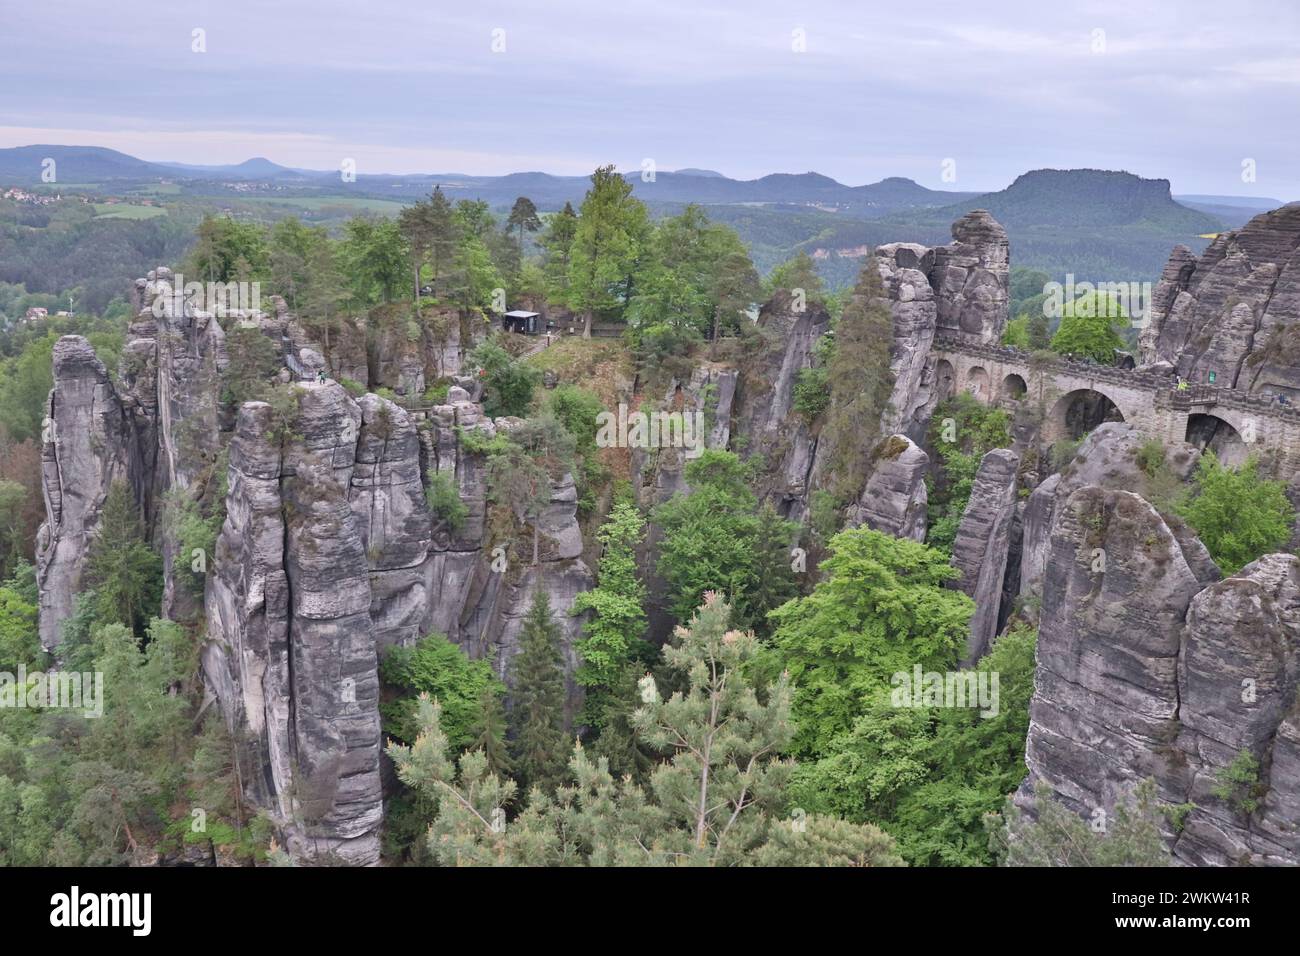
[0,146,1268,296]
[0,145,161,182]
[931,169,1219,231]
[154,157,307,179]
[1174,194,1288,229]
[796,169,1230,287]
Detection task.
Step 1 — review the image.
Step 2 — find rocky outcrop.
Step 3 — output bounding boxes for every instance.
[1019,482,1300,865]
[846,435,928,541]
[875,244,939,437]
[35,336,136,650]
[203,385,383,865]
[930,210,1010,345]
[201,379,595,861]
[1018,423,1205,611]
[729,291,830,515]
[949,447,1019,662]
[1140,203,1300,396]
[873,211,1009,439]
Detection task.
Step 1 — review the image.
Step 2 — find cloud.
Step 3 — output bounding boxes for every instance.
[0,0,1295,196]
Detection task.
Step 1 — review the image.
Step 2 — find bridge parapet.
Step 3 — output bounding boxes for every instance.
[931,337,1172,390]
[932,337,1300,426]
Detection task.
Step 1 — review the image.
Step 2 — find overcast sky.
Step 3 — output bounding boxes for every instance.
[2,0,1297,197]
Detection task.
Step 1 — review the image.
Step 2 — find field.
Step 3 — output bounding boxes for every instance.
[92,202,168,219]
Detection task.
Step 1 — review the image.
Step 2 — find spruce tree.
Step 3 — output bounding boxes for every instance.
[468,684,512,777]
[508,589,568,795]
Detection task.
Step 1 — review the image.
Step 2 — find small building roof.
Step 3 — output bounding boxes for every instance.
[503,310,540,318]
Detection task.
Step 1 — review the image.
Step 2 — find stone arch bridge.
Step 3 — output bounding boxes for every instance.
[929,337,1300,469]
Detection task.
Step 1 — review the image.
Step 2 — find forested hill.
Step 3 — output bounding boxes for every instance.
[932,168,1221,230]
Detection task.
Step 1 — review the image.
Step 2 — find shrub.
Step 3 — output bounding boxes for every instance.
[425,470,467,531]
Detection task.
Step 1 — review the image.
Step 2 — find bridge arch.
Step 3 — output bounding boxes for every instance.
[1044,387,1126,444]
[1000,373,1028,401]
[1186,413,1249,467]
[966,365,990,401]
[933,359,956,404]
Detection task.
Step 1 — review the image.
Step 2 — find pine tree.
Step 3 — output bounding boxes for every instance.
[389,594,905,866]
[509,589,568,795]
[427,186,457,292]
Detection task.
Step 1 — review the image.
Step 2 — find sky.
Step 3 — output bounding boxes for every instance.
[1,0,1297,198]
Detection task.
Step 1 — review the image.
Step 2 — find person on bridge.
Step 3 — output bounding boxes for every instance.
[1177,377,1189,391]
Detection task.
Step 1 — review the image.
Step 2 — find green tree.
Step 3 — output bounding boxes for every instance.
[568,165,649,336]
[509,589,569,796]
[0,480,28,581]
[186,215,269,284]
[768,526,972,757]
[1176,452,1294,575]
[505,196,542,277]
[221,326,284,407]
[341,217,408,306]
[469,340,540,418]
[82,483,163,638]
[0,562,40,670]
[540,202,579,304]
[764,250,826,305]
[398,197,438,300]
[571,500,649,727]
[820,256,894,502]
[788,623,1037,865]
[652,450,797,629]
[379,632,504,752]
[989,779,1171,866]
[1049,291,1129,363]
[925,393,1014,554]
[467,684,512,778]
[485,415,575,565]
[388,593,905,866]
[0,334,55,443]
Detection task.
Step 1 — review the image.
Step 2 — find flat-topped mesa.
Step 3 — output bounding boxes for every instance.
[1140,203,1300,397]
[35,335,136,651]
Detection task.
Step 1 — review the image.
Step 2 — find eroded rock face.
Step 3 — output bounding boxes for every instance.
[872,212,1009,440]
[1017,423,1207,611]
[204,386,383,865]
[846,435,929,542]
[949,447,1019,662]
[203,380,596,861]
[729,290,830,515]
[875,244,938,437]
[930,210,1010,345]
[36,336,135,650]
[1140,203,1300,396]
[1017,484,1300,865]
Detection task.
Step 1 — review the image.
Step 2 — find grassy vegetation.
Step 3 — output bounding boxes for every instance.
[92,203,168,220]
